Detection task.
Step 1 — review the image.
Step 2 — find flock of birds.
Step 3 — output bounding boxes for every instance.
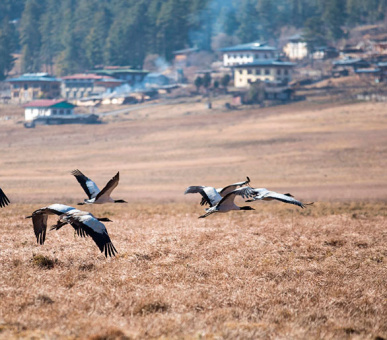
[0,172,312,258]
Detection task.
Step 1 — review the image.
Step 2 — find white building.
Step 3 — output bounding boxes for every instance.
[219,41,277,67]
[283,34,308,60]
[23,99,76,121]
[233,60,295,88]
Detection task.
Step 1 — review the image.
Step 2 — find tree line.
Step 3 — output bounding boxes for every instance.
[0,0,386,80]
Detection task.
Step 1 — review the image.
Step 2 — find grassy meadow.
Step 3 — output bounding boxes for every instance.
[0,97,387,339]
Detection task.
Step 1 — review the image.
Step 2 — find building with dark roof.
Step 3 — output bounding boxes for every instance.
[61,73,124,99]
[219,41,277,67]
[7,73,61,103]
[89,66,148,86]
[233,60,296,88]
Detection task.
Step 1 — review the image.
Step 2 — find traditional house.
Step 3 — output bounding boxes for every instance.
[61,73,124,100]
[332,58,370,77]
[24,99,76,121]
[283,34,308,60]
[8,73,61,103]
[173,47,199,68]
[23,99,99,126]
[219,41,277,67]
[89,66,148,86]
[233,60,295,88]
[311,46,339,60]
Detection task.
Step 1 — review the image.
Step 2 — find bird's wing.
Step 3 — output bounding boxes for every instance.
[68,214,117,257]
[218,186,255,209]
[32,214,48,245]
[260,190,310,208]
[184,186,221,207]
[45,204,76,215]
[0,188,10,208]
[95,172,119,201]
[219,176,251,196]
[71,169,100,199]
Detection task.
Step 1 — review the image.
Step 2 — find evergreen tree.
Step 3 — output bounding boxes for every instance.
[40,0,61,74]
[0,17,17,80]
[194,76,203,92]
[236,0,259,43]
[57,0,80,75]
[85,8,112,68]
[322,0,346,40]
[20,0,43,73]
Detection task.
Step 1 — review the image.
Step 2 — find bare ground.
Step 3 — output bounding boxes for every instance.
[0,97,387,339]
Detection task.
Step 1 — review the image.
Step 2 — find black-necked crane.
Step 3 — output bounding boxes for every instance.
[71,169,127,205]
[185,177,251,207]
[246,188,313,208]
[198,186,256,218]
[0,187,10,208]
[26,204,116,257]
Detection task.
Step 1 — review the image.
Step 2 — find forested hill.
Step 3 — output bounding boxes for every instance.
[0,0,386,79]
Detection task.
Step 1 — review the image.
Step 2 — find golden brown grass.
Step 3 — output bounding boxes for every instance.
[1,97,387,338]
[0,202,387,339]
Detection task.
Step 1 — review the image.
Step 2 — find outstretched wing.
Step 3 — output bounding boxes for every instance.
[0,188,10,208]
[32,214,48,245]
[45,203,77,215]
[71,169,100,199]
[69,214,117,257]
[184,186,222,207]
[219,176,251,196]
[95,172,119,201]
[255,190,312,208]
[218,186,255,209]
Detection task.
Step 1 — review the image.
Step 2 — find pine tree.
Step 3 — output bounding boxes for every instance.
[40,0,61,74]
[57,0,80,75]
[322,0,346,40]
[0,17,17,80]
[236,0,259,43]
[85,8,112,68]
[20,0,43,73]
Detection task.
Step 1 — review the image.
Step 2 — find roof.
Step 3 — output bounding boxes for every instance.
[233,60,296,68]
[332,58,368,66]
[173,47,199,55]
[90,67,148,75]
[8,73,60,82]
[219,41,276,52]
[23,99,76,108]
[61,73,105,80]
[355,68,381,74]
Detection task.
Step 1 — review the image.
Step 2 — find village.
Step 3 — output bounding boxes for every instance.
[1,23,387,127]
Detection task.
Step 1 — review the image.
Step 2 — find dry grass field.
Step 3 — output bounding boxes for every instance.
[0,96,387,339]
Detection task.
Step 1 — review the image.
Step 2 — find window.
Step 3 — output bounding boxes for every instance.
[52,109,57,115]
[277,69,281,75]
[59,109,64,115]
[265,69,270,75]
[248,69,252,75]
[264,54,268,59]
[284,69,289,75]
[24,84,28,90]
[255,69,261,75]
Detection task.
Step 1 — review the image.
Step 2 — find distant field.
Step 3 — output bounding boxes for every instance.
[0,97,387,338]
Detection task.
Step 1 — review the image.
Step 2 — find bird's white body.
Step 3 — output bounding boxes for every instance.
[199,187,255,218]
[185,177,250,207]
[27,204,117,257]
[72,169,126,205]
